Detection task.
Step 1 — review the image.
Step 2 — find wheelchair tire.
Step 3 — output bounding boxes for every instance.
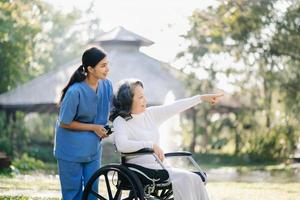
[82,164,145,200]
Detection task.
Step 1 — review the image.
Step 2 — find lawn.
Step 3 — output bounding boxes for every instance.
[0,174,300,200]
[1,150,299,199]
[207,182,300,200]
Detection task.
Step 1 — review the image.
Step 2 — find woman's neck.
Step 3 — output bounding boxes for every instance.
[131,110,144,115]
[85,76,98,91]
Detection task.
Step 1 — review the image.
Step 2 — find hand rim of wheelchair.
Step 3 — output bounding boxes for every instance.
[82,164,145,200]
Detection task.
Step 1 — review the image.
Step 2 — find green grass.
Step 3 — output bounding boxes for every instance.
[0,179,300,200]
[1,151,299,199]
[193,152,282,169]
[0,196,60,200]
[207,182,300,200]
[0,173,60,199]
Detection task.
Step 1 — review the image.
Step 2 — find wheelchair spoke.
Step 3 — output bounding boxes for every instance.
[160,189,167,196]
[121,195,133,200]
[157,188,173,200]
[121,191,138,200]
[163,189,173,199]
[113,187,122,200]
[104,173,114,199]
[90,189,107,200]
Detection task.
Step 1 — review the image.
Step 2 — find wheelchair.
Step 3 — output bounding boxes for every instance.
[82,148,207,200]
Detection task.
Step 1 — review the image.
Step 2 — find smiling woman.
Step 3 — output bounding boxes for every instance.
[54,47,113,200]
[110,78,223,200]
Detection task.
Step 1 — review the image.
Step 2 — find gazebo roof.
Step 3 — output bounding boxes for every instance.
[0,59,80,113]
[92,26,154,47]
[0,27,185,113]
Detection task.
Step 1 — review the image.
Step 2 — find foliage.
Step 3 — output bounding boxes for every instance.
[179,0,300,161]
[246,125,296,161]
[0,0,41,93]
[24,113,56,143]
[0,112,28,157]
[0,0,103,161]
[0,0,98,91]
[0,197,31,200]
[31,3,83,75]
[0,111,58,162]
[26,145,55,163]
[12,153,45,172]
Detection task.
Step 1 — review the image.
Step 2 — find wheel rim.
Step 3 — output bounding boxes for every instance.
[82,165,144,200]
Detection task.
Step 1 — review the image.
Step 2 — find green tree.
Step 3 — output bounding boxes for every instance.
[0,0,103,159]
[0,0,41,93]
[179,0,300,160]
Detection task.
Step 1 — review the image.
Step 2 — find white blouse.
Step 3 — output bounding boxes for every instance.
[113,95,202,169]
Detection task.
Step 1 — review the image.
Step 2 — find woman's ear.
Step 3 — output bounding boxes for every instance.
[87,66,94,73]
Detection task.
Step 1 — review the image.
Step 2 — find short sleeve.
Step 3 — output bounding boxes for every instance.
[58,89,79,125]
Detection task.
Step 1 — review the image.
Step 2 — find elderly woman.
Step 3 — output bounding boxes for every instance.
[110,79,223,200]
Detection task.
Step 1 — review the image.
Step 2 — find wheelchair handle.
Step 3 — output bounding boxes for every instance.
[165,151,192,157]
[104,125,113,136]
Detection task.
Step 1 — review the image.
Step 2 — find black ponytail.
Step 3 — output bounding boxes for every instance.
[58,47,106,107]
[109,79,144,121]
[58,65,86,106]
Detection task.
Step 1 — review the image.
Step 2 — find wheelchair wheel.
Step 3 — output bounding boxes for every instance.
[82,164,145,200]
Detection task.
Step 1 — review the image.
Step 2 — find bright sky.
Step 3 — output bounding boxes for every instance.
[44,0,238,93]
[45,0,217,63]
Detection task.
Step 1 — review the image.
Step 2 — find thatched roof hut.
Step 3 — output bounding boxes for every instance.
[0,26,185,113]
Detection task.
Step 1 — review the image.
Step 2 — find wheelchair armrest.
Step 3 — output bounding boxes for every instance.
[121,148,154,157]
[165,151,192,158]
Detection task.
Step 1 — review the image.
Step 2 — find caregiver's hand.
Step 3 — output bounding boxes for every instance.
[92,125,108,138]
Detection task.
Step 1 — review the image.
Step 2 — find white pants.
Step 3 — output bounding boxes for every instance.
[127,155,209,200]
[167,167,209,200]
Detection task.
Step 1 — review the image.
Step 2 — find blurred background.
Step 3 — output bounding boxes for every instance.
[0,0,300,199]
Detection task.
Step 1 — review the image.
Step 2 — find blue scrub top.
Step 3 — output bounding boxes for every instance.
[54,79,113,162]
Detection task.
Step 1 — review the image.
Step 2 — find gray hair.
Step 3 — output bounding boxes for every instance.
[110,79,144,121]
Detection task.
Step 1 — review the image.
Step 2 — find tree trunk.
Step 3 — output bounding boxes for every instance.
[189,108,197,153]
[6,111,16,158]
[263,77,272,128]
[234,129,240,155]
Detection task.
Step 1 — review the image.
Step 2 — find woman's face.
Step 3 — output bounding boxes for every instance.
[131,85,147,114]
[89,57,109,80]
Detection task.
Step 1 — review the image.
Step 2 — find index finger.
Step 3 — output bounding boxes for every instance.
[214,93,224,97]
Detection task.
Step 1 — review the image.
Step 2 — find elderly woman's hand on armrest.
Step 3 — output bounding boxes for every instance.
[153,144,165,162]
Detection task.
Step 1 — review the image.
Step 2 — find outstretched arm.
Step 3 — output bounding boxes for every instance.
[147,93,223,125]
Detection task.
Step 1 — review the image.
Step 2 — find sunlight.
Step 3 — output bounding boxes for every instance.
[159,91,183,152]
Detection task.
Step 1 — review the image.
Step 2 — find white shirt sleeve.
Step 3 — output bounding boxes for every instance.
[147,95,202,125]
[113,117,153,153]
